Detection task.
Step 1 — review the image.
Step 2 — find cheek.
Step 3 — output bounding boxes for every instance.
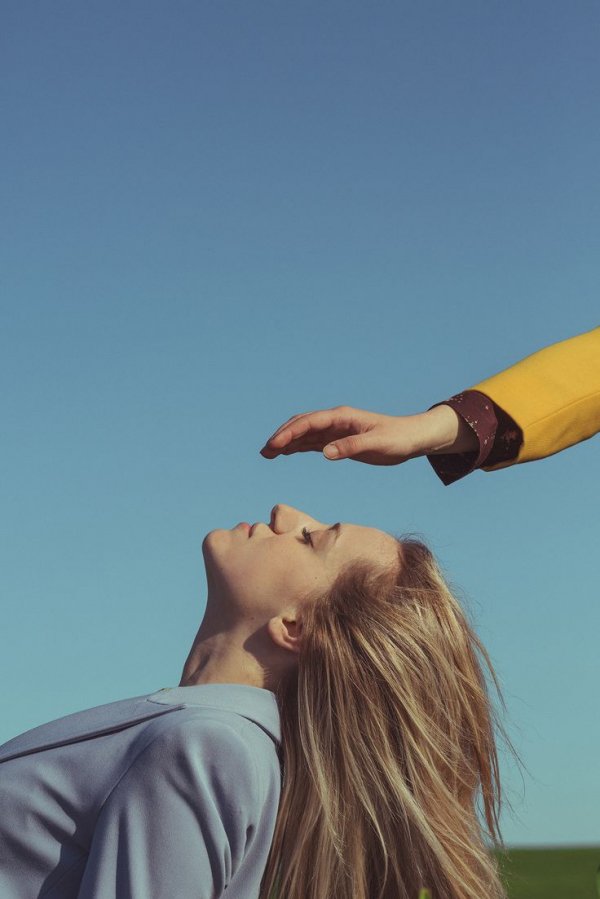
[224,544,289,599]
[206,537,324,606]
[287,554,328,596]
[238,548,311,609]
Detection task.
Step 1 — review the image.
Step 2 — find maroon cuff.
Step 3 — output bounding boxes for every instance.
[483,402,523,467]
[425,390,499,486]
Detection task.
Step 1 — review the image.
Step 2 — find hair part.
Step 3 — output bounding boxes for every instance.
[259,534,522,899]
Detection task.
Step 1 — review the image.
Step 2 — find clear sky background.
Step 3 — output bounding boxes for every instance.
[2,1,598,848]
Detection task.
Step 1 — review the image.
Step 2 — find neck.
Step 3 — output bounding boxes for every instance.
[179,613,270,690]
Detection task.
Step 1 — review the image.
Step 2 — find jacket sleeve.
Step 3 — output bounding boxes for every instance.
[77,717,261,899]
[468,324,600,472]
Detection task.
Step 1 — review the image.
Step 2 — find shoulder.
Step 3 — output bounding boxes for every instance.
[132,707,279,816]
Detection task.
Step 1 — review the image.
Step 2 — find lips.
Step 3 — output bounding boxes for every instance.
[249,522,273,536]
[237,521,274,536]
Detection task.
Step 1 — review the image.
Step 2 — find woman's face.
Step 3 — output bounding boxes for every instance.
[201,503,400,624]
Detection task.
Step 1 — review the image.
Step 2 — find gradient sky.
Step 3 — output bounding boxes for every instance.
[2,1,599,847]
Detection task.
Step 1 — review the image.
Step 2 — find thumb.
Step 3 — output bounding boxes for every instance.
[323,434,370,460]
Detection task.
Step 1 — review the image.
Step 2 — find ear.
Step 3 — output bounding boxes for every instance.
[267,613,303,655]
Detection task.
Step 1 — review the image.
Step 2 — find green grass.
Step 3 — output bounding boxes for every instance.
[268,846,600,898]
[495,846,600,899]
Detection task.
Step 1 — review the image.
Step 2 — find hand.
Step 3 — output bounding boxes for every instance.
[259,403,478,467]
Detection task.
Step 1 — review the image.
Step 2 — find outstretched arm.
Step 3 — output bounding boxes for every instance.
[260,324,600,484]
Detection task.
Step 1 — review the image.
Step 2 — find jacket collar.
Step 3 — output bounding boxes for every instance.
[147,683,282,747]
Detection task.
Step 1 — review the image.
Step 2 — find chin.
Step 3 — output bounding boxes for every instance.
[201,527,230,553]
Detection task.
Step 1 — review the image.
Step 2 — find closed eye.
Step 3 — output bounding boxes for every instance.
[301,526,314,546]
[301,523,341,548]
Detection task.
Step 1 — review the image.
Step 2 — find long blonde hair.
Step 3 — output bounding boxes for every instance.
[259,534,521,899]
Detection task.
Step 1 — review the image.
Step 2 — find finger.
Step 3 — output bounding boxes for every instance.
[265,407,352,443]
[280,442,327,455]
[260,424,344,456]
[265,411,315,443]
[267,409,334,443]
[322,433,374,460]
[260,438,332,458]
[265,409,351,447]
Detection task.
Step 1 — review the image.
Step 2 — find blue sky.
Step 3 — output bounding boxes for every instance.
[1,1,598,847]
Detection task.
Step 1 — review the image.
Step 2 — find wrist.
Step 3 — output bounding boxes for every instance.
[422,404,479,455]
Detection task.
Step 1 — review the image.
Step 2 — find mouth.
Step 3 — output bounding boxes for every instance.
[235,520,274,537]
[249,521,275,537]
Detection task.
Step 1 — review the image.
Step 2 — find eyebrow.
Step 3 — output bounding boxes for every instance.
[326,522,341,547]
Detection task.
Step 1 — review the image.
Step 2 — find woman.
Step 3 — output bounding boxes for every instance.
[3,324,597,899]
[0,501,514,899]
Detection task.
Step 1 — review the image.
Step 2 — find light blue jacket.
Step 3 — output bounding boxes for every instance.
[0,683,282,898]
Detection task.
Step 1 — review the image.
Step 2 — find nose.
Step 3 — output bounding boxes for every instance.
[270,503,321,534]
[269,503,290,533]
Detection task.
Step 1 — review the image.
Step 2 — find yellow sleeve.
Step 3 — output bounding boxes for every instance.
[468,324,600,472]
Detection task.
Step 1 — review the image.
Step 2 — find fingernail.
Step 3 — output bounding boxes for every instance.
[324,444,339,458]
